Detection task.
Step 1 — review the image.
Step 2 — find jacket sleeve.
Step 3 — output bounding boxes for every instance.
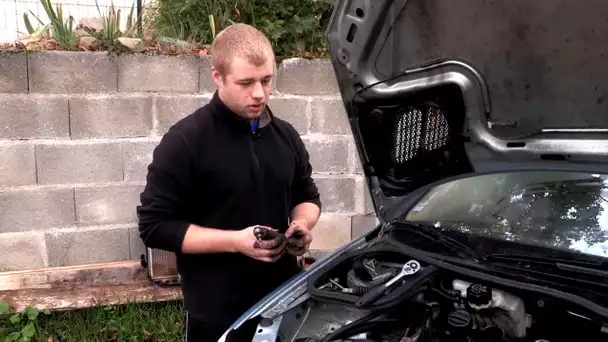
[290,131,322,211]
[137,127,194,253]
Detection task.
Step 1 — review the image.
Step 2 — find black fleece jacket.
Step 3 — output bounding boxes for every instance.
[137,92,321,324]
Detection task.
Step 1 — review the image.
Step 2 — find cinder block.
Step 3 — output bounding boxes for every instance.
[0,232,47,271]
[351,214,380,239]
[309,214,352,250]
[268,97,309,134]
[129,226,146,260]
[276,58,340,95]
[347,136,364,174]
[45,227,130,267]
[154,94,209,134]
[310,98,351,134]
[303,137,350,174]
[0,144,36,187]
[122,140,160,181]
[0,52,28,92]
[313,177,357,212]
[0,188,75,233]
[28,51,117,93]
[36,143,123,184]
[75,185,144,225]
[199,56,215,93]
[0,94,69,139]
[70,95,154,138]
[118,54,199,93]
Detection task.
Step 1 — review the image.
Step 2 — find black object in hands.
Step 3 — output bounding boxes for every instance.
[253,226,305,248]
[253,226,283,242]
[290,231,304,239]
[287,231,305,246]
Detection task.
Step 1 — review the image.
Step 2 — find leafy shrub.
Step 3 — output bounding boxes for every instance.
[151,0,335,56]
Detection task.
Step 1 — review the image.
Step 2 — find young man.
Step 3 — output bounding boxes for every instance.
[136,23,322,341]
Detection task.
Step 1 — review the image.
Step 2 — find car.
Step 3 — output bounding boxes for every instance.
[219,0,608,341]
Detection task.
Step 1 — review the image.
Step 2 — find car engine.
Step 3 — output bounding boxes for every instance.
[251,241,608,342]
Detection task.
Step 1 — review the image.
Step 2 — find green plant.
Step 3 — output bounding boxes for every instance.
[95,0,138,48]
[149,0,335,56]
[244,0,335,56]
[0,302,50,342]
[22,0,77,49]
[20,11,49,40]
[151,0,240,43]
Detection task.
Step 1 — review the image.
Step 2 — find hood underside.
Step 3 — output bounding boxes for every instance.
[325,0,608,222]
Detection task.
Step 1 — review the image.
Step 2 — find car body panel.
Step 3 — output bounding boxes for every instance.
[325,0,608,223]
[217,231,375,342]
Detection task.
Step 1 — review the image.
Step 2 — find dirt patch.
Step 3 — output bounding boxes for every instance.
[0,36,210,55]
[0,36,328,59]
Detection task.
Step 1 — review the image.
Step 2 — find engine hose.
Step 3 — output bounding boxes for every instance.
[429,286,458,301]
[342,286,371,295]
[440,278,461,297]
[355,266,438,310]
[428,278,460,301]
[346,269,390,288]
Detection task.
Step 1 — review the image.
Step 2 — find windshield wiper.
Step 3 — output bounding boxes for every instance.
[485,253,608,278]
[389,220,481,261]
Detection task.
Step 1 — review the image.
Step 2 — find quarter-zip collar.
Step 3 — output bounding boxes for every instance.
[208,91,272,136]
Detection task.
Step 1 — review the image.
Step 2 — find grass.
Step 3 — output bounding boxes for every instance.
[0,301,184,342]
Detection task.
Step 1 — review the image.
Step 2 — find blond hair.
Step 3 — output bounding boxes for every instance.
[210,23,275,75]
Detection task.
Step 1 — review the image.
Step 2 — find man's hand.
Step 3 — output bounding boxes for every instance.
[234,225,287,262]
[284,219,313,256]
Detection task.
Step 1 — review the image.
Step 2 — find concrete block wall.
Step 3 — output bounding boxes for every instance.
[0,51,377,272]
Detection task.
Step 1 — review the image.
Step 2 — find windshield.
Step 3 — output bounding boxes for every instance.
[405,171,608,258]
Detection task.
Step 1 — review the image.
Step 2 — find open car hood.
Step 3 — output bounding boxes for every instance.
[325,0,608,223]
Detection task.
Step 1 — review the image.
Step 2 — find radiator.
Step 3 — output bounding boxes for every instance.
[144,247,181,285]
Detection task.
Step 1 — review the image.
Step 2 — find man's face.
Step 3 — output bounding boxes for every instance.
[212,55,274,121]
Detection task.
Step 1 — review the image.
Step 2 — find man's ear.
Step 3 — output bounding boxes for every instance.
[211,66,223,88]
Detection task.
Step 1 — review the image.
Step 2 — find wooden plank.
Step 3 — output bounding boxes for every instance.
[0,282,183,313]
[0,261,148,291]
[0,261,184,313]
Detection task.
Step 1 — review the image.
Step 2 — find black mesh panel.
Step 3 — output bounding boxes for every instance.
[391,103,450,164]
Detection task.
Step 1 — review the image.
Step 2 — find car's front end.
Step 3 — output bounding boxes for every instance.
[221,170,608,342]
[221,0,608,341]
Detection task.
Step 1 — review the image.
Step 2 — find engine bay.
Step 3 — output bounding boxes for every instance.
[251,240,608,342]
